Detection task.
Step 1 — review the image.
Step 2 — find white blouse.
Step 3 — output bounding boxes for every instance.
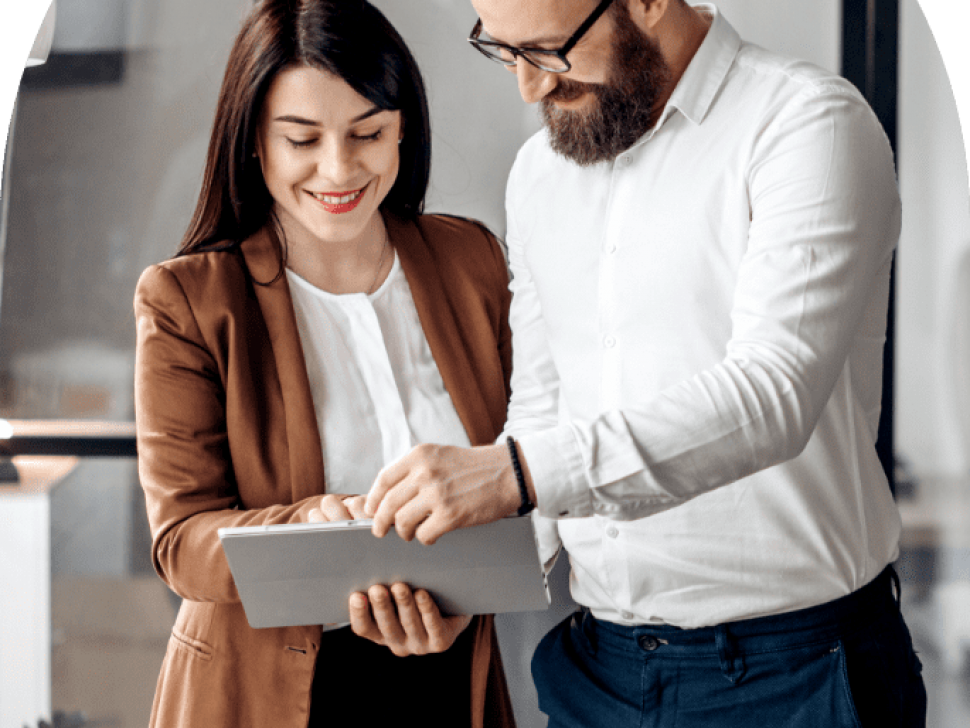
[286,250,470,495]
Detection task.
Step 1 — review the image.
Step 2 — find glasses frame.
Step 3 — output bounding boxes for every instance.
[468,0,616,73]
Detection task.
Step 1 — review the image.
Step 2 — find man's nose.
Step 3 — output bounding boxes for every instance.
[513,60,557,104]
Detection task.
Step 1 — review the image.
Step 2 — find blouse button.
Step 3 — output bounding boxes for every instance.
[603,335,616,348]
[606,526,619,539]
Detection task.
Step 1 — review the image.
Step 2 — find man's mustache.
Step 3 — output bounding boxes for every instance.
[544,77,604,105]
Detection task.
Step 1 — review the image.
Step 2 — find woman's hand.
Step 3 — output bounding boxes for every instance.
[306,495,374,629]
[349,582,472,657]
[307,494,369,522]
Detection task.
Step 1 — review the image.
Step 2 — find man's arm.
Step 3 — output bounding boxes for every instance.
[368,83,899,542]
[366,153,557,545]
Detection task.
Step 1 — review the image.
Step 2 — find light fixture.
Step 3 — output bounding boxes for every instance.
[27,1,57,68]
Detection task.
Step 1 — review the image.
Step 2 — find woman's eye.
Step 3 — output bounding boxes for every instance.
[354,129,383,142]
[286,138,316,148]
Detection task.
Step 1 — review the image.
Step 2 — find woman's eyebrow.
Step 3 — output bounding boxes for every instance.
[273,114,319,126]
[273,107,385,126]
[351,107,384,123]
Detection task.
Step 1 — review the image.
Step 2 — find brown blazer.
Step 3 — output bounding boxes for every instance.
[134,214,515,728]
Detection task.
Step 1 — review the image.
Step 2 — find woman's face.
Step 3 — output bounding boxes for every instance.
[256,64,403,250]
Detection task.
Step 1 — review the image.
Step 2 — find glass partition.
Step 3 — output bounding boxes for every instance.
[1,3,250,726]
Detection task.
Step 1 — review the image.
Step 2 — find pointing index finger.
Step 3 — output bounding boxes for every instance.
[365,463,396,517]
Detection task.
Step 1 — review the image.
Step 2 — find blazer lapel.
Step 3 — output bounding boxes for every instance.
[389,215,496,447]
[240,228,326,504]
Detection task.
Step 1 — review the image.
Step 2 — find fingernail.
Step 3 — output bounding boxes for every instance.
[351,593,367,608]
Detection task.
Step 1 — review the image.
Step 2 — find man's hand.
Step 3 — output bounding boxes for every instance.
[350,582,472,657]
[365,443,526,544]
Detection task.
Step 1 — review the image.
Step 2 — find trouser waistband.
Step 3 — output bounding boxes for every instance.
[584,566,901,661]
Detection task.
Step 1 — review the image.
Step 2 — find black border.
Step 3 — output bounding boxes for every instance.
[842,0,900,495]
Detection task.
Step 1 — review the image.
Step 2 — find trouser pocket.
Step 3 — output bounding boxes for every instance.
[837,614,927,727]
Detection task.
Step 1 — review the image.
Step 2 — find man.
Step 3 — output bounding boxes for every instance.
[359,1,927,725]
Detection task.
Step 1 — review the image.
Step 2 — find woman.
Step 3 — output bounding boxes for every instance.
[133,1,515,726]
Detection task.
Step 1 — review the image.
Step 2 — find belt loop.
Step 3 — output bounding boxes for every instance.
[580,607,598,654]
[715,625,745,684]
[888,564,902,608]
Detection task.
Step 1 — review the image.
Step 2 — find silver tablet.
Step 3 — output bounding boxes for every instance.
[218,515,550,629]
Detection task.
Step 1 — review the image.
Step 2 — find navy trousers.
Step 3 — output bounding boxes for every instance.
[532,567,927,727]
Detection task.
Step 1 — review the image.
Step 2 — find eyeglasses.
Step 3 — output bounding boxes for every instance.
[468,0,616,74]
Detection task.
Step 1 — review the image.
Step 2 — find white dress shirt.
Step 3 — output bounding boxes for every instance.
[504,5,902,628]
[286,251,470,495]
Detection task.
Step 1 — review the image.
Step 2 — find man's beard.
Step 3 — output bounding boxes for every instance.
[540,11,670,166]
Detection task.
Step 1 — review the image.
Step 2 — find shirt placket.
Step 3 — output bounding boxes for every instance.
[345,297,413,466]
[599,153,631,412]
[595,152,635,613]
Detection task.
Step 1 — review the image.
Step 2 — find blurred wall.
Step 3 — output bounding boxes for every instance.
[1,1,969,726]
[709,0,970,479]
[0,0,254,376]
[371,0,537,235]
[714,0,840,72]
[896,0,970,477]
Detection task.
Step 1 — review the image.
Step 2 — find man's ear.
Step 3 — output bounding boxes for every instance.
[627,0,671,31]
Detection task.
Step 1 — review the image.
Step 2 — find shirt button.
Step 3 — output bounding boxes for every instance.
[618,155,632,167]
[606,525,618,538]
[638,635,660,651]
[621,610,635,621]
[603,335,616,348]
[604,243,617,254]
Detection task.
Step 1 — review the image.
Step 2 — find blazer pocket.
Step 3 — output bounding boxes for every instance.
[170,627,214,661]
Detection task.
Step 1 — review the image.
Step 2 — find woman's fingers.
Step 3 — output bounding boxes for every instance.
[348,592,381,642]
[345,495,369,520]
[367,584,409,655]
[310,495,373,523]
[319,494,353,521]
[391,583,430,648]
[347,584,469,656]
[414,589,470,652]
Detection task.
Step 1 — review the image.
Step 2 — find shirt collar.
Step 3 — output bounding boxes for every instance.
[654,4,742,131]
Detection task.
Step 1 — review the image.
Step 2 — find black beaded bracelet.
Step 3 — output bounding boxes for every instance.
[506,436,534,516]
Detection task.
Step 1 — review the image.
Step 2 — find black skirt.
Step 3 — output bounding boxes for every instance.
[308,623,477,726]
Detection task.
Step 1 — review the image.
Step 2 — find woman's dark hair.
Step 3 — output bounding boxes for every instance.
[176,0,431,259]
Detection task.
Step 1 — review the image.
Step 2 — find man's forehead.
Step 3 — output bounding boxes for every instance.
[471,0,598,45]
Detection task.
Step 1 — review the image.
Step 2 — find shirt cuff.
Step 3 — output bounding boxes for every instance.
[517,425,593,519]
[531,511,563,575]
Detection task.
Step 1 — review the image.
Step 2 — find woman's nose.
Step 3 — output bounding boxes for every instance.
[317,140,357,186]
[514,61,557,104]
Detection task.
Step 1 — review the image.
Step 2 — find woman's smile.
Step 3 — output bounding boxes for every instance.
[306,183,369,214]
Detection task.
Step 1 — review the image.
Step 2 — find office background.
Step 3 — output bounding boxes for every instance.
[0,0,968,726]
